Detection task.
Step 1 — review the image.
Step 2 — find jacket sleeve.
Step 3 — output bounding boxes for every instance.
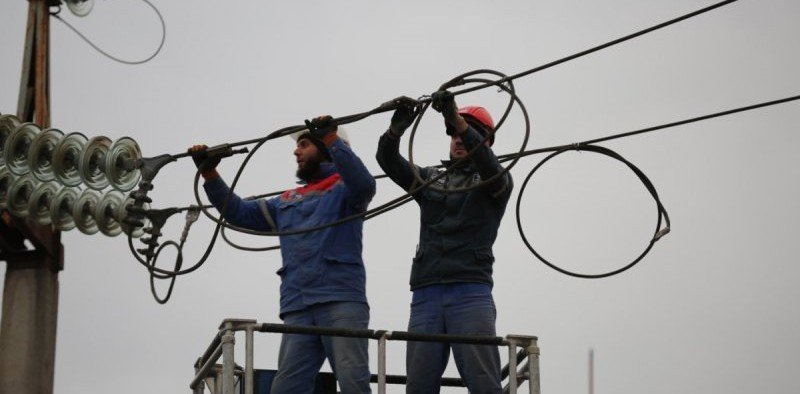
[375,130,426,192]
[203,177,277,231]
[459,125,513,199]
[327,137,376,211]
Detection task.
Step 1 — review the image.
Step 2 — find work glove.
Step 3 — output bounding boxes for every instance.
[188,144,221,174]
[430,90,460,133]
[389,100,418,137]
[304,115,338,140]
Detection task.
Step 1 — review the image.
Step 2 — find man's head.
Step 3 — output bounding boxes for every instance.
[291,127,350,180]
[448,106,495,160]
[294,135,328,180]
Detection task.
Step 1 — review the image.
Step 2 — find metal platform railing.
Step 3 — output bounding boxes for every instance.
[190,318,540,394]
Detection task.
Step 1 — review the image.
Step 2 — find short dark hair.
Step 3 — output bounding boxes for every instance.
[297,134,331,161]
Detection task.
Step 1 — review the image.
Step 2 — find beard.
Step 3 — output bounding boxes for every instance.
[296,153,324,180]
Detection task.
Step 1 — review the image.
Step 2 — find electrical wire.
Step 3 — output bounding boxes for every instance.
[406,72,528,194]
[451,0,741,97]
[124,0,790,299]
[130,90,800,281]
[51,0,166,65]
[515,145,670,279]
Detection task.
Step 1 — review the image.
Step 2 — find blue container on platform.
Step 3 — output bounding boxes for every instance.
[247,369,337,394]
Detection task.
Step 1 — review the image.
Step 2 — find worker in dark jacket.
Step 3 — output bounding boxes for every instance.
[376,92,512,393]
[190,116,376,394]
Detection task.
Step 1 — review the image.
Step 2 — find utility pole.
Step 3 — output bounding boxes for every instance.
[0,1,64,393]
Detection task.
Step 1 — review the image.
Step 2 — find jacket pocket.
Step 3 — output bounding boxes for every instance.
[297,197,320,217]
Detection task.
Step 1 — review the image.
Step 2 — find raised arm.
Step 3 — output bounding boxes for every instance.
[375,102,424,192]
[189,145,275,231]
[431,91,512,198]
[456,124,512,197]
[305,115,376,211]
[202,177,276,231]
[326,136,376,211]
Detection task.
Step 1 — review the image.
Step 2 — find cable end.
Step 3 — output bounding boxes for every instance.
[653,227,671,242]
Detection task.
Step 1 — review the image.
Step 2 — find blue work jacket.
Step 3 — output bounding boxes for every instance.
[204,138,376,317]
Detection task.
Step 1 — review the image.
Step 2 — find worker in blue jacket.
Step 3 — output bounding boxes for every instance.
[376,92,512,393]
[190,116,376,394]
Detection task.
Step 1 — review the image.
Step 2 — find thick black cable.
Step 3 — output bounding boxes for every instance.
[133,0,741,161]
[126,125,307,278]
[515,145,670,278]
[184,0,745,220]
[407,73,529,194]
[201,92,800,237]
[495,94,800,164]
[220,224,279,252]
[128,0,750,287]
[190,89,526,238]
[451,0,740,97]
[219,173,396,251]
[148,240,182,303]
[132,92,800,279]
[133,104,512,278]
[51,0,166,65]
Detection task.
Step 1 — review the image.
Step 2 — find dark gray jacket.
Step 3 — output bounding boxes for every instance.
[376,126,512,289]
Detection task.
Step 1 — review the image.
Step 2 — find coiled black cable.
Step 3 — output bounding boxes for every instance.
[515,144,670,278]
[127,0,762,299]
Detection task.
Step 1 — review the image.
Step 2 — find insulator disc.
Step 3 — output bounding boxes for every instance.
[66,0,94,17]
[28,128,64,182]
[78,136,111,190]
[7,174,38,217]
[27,182,60,225]
[50,187,79,231]
[0,114,21,166]
[117,196,150,238]
[53,132,88,187]
[4,123,40,176]
[106,137,142,192]
[94,190,123,237]
[0,166,14,209]
[73,189,101,235]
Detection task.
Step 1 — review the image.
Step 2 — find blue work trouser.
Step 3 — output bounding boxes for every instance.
[271,301,372,394]
[405,283,502,394]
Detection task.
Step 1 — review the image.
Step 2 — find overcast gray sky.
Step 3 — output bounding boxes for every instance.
[2,1,799,393]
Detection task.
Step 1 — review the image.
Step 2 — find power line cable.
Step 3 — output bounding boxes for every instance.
[452,0,741,96]
[123,0,773,300]
[182,0,745,238]
[131,90,800,282]
[51,0,166,65]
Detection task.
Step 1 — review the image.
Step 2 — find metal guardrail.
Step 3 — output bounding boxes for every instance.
[190,318,540,394]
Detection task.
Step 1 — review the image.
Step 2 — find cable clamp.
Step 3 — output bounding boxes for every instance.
[378,96,420,112]
[180,206,201,244]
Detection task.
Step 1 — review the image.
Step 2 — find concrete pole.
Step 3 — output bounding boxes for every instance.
[0,253,60,393]
[0,1,63,393]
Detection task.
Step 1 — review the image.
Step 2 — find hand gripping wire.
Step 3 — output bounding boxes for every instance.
[120,0,791,300]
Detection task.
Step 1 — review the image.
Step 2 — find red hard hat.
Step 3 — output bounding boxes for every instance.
[458,106,495,130]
